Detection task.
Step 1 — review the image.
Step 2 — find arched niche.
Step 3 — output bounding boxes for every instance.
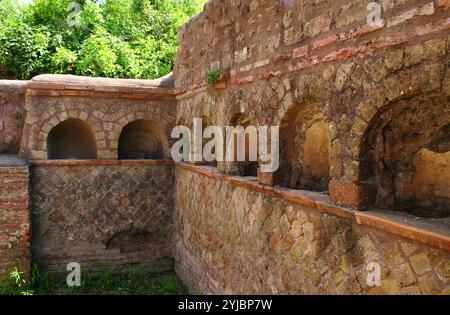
[278,101,330,191]
[47,118,97,160]
[118,119,168,160]
[228,113,258,177]
[360,96,450,218]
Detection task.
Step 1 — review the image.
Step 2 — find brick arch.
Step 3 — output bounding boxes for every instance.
[344,60,448,161]
[277,97,331,191]
[357,94,449,216]
[272,74,331,126]
[118,119,170,160]
[47,118,98,160]
[36,109,102,159]
[335,61,449,211]
[223,112,259,176]
[112,111,174,158]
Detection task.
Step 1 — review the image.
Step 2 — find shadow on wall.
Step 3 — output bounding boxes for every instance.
[360,97,450,218]
[47,118,169,160]
[229,113,258,177]
[47,118,97,159]
[118,119,167,160]
[277,101,330,192]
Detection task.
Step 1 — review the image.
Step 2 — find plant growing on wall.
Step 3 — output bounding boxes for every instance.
[206,69,225,85]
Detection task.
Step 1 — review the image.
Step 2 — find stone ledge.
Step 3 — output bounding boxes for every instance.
[176,162,353,219]
[26,74,176,99]
[0,155,28,167]
[176,162,450,252]
[355,211,450,252]
[31,159,174,167]
[0,80,29,94]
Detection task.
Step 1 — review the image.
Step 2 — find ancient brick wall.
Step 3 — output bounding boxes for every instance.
[172,0,450,294]
[0,81,27,154]
[20,74,176,160]
[0,0,449,294]
[174,165,450,294]
[30,160,175,273]
[174,0,450,215]
[0,157,30,277]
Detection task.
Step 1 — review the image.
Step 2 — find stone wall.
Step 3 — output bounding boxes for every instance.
[174,0,450,216]
[172,0,450,290]
[30,160,175,273]
[0,81,27,154]
[20,74,176,160]
[0,0,449,295]
[0,156,30,277]
[174,165,450,294]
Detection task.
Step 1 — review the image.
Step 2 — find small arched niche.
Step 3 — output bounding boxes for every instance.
[199,115,218,167]
[228,113,258,176]
[278,101,330,191]
[47,118,97,160]
[118,119,167,160]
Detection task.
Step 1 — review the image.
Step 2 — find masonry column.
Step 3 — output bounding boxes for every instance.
[0,155,30,278]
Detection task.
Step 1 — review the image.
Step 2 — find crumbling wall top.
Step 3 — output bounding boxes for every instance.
[29,73,175,94]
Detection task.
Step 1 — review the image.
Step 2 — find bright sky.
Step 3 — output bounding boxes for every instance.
[16,0,108,6]
[17,0,34,5]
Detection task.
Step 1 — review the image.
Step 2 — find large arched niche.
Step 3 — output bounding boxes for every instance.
[47,118,97,160]
[118,119,169,160]
[277,100,330,191]
[359,95,450,218]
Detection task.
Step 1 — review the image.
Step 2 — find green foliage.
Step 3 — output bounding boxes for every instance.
[0,0,206,79]
[1,263,186,295]
[0,22,51,79]
[206,69,224,85]
[50,47,78,73]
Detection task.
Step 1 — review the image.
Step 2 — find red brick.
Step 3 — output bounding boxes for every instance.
[329,180,376,209]
[353,22,385,37]
[257,169,275,186]
[292,45,309,59]
[270,234,278,247]
[214,82,227,89]
[288,56,319,72]
[26,89,60,97]
[323,47,358,62]
[233,76,254,85]
[312,34,338,49]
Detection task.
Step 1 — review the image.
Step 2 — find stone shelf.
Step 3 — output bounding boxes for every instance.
[176,162,450,252]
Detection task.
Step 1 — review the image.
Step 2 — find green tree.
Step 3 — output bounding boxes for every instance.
[0,0,206,79]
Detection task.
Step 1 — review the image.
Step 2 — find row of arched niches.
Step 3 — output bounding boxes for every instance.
[48,111,450,219]
[47,118,166,160]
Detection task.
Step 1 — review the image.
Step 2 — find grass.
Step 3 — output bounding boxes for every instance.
[0,264,187,295]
